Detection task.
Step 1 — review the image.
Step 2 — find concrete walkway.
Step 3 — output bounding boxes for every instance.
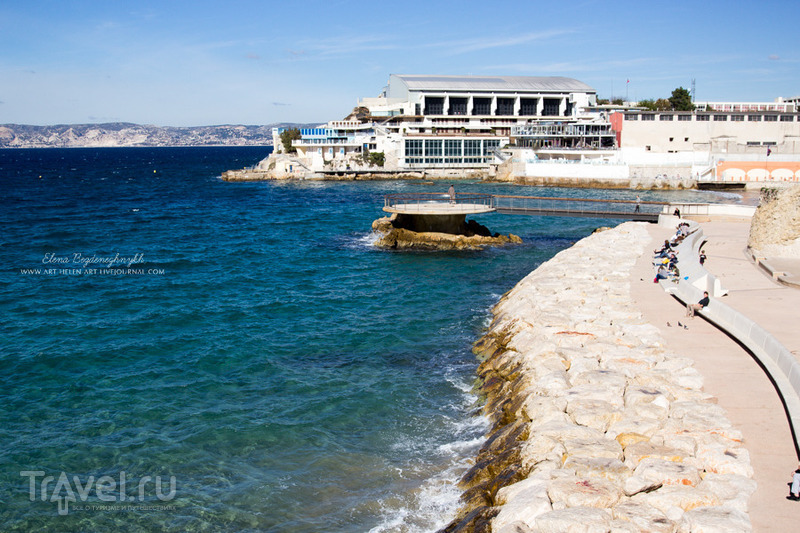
[630,219,800,532]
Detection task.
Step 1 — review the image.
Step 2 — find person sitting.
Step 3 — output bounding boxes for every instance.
[667,251,679,268]
[686,291,710,317]
[655,265,670,282]
[669,263,680,282]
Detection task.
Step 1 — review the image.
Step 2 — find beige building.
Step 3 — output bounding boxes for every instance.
[615,110,800,155]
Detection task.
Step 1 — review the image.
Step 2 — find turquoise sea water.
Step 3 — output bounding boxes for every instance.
[0,147,745,532]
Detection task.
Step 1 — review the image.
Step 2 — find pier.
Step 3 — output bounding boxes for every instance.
[383,193,664,222]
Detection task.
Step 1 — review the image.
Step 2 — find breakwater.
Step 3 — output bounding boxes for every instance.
[445,222,755,532]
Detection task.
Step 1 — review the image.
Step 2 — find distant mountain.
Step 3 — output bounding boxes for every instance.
[0,122,319,148]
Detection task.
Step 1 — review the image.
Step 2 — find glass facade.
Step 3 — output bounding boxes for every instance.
[404,138,503,167]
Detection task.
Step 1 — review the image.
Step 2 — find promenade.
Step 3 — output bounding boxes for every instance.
[630,219,800,532]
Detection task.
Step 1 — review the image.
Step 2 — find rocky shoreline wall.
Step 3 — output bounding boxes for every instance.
[443,222,755,533]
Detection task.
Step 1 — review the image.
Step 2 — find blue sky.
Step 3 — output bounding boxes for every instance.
[1,0,798,126]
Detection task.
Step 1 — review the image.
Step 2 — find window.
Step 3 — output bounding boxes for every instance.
[472,98,491,115]
[641,114,655,121]
[444,139,462,156]
[542,98,560,116]
[678,114,692,121]
[669,137,674,142]
[464,140,482,163]
[625,114,638,121]
[519,98,538,115]
[645,145,651,151]
[448,98,468,116]
[748,115,762,122]
[444,139,462,163]
[714,115,727,121]
[424,139,442,154]
[780,115,794,122]
[746,141,761,146]
[405,139,423,157]
[424,97,444,115]
[483,139,501,159]
[684,137,689,142]
[731,115,744,122]
[697,115,710,121]
[496,98,515,116]
[764,115,778,122]
[660,114,674,121]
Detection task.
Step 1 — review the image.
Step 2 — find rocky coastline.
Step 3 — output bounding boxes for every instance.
[371,214,522,251]
[442,222,755,532]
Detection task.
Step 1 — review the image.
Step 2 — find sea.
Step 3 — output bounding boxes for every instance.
[0,146,748,532]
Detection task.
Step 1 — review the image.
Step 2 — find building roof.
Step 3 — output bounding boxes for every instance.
[392,74,594,93]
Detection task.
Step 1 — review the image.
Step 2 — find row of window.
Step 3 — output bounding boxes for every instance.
[404,139,502,164]
[421,96,568,117]
[626,113,795,122]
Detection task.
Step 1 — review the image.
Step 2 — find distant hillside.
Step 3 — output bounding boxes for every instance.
[0,122,318,148]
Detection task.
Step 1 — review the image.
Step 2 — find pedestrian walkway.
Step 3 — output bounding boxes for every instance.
[630,219,800,532]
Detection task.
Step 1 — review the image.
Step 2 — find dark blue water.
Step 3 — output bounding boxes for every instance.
[0,147,740,531]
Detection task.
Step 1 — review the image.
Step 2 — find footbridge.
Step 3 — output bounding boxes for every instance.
[383,193,666,222]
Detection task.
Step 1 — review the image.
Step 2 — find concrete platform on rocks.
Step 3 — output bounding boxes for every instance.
[630,220,800,532]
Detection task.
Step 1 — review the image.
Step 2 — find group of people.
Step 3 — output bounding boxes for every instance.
[652,223,710,317]
[653,239,680,283]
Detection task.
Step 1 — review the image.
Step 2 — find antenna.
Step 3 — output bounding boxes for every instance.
[691,78,696,102]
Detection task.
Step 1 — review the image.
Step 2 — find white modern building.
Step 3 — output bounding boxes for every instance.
[273,74,613,172]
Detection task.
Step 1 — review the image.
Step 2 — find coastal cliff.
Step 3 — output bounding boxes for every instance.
[444,222,755,532]
[748,185,800,258]
[0,122,307,148]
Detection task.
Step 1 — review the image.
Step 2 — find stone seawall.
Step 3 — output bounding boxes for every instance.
[444,222,755,532]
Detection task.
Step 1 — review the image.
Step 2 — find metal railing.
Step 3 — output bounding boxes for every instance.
[492,195,665,221]
[382,193,675,221]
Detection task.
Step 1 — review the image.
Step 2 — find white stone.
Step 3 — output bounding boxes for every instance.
[624,458,701,496]
[632,485,721,515]
[531,507,612,533]
[562,456,632,484]
[623,440,689,467]
[547,476,624,508]
[563,437,624,462]
[677,506,752,532]
[528,420,606,443]
[496,522,534,533]
[607,416,663,440]
[521,396,568,424]
[696,473,756,512]
[567,401,624,432]
[611,500,675,533]
[564,383,625,409]
[493,478,552,531]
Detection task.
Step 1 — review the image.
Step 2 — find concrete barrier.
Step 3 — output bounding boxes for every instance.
[657,222,800,454]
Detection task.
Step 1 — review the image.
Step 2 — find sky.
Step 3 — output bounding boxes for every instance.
[1,0,798,127]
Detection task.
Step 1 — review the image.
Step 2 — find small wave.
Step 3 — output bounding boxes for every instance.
[345,231,380,249]
[711,190,744,201]
[368,464,468,533]
[437,435,486,456]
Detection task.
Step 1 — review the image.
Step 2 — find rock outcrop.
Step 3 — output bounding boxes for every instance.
[371,214,522,251]
[441,222,754,533]
[748,185,800,258]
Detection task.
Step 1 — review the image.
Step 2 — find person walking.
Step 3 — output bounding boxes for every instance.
[448,184,455,205]
[634,195,641,213]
